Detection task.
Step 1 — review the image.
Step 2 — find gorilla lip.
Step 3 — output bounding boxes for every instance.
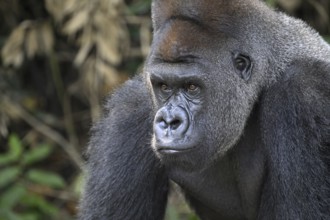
[157,147,194,154]
[156,142,196,154]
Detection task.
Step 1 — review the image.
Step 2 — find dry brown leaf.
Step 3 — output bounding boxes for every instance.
[1,22,29,67]
[45,0,130,94]
[45,0,66,22]
[95,59,119,85]
[96,34,121,65]
[140,23,151,57]
[40,22,54,54]
[2,49,24,67]
[24,22,54,58]
[74,29,94,65]
[26,27,38,58]
[62,0,83,16]
[75,41,93,66]
[63,9,89,35]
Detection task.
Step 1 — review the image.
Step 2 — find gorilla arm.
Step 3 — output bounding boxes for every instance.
[78,76,169,220]
[259,59,330,219]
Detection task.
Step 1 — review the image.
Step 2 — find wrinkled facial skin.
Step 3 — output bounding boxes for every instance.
[145,0,263,171]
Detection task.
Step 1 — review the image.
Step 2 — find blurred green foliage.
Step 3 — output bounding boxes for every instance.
[166,204,200,220]
[0,134,65,220]
[127,0,152,14]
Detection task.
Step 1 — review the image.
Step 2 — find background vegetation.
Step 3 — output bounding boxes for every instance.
[0,0,329,219]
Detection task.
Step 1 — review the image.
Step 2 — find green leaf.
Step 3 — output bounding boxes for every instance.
[22,144,53,166]
[26,169,65,188]
[165,205,180,220]
[0,167,21,188]
[72,172,85,196]
[0,134,23,166]
[20,212,40,220]
[0,210,22,220]
[8,134,23,158]
[22,192,58,216]
[188,214,200,220]
[0,155,13,166]
[0,184,26,209]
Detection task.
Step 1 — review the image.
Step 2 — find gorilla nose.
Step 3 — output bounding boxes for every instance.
[159,117,182,130]
[154,106,189,138]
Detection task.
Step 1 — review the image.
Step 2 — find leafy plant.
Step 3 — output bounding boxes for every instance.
[0,134,66,220]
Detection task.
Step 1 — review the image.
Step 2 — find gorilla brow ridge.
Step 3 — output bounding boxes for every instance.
[167,14,237,39]
[166,15,206,30]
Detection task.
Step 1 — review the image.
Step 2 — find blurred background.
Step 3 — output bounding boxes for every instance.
[0,0,329,219]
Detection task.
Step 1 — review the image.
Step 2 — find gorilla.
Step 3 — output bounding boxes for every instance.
[78,0,330,219]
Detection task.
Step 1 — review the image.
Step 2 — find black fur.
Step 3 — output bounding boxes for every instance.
[79,77,169,219]
[78,0,330,219]
[258,60,330,219]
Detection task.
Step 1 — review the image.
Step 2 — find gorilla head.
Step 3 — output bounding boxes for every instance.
[146,0,268,170]
[79,0,330,219]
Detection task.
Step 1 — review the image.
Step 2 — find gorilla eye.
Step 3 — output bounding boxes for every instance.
[160,83,171,92]
[186,83,200,95]
[188,84,197,91]
[233,53,253,81]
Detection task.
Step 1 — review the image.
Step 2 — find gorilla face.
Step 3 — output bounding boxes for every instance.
[145,2,259,171]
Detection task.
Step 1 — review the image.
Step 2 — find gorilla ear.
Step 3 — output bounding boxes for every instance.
[233,52,253,81]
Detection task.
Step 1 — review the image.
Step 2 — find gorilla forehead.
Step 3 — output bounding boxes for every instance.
[151,18,235,63]
[152,0,262,33]
[151,0,270,61]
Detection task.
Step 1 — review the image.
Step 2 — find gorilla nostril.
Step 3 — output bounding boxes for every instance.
[170,119,182,130]
[159,120,168,129]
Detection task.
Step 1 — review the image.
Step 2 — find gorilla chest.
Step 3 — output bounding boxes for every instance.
[167,150,264,220]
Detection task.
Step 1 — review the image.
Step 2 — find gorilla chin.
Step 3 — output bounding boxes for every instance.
[153,135,214,172]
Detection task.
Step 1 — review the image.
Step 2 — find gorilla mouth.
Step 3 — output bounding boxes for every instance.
[158,146,195,154]
[156,141,196,155]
